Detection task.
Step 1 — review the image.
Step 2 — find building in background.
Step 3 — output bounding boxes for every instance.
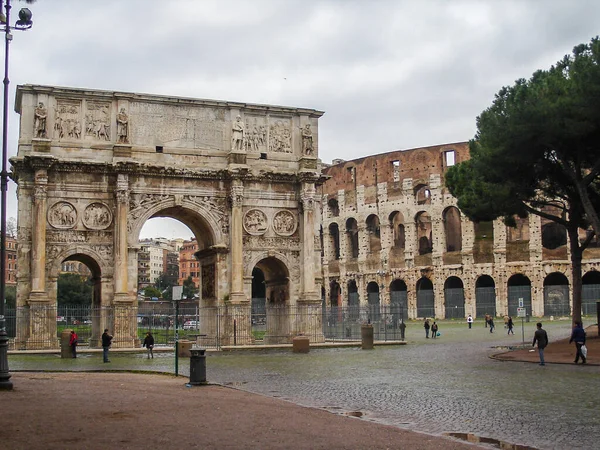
[5,236,17,286]
[178,238,199,287]
[137,238,181,292]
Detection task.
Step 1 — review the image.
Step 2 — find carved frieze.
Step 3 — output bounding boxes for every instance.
[46,230,112,243]
[242,235,301,250]
[54,100,81,140]
[272,210,297,236]
[202,264,215,299]
[185,195,228,234]
[243,116,267,152]
[85,101,111,141]
[90,244,113,260]
[116,108,129,144]
[269,118,292,153]
[47,201,77,229]
[130,193,171,211]
[243,209,268,236]
[83,202,113,230]
[34,102,48,138]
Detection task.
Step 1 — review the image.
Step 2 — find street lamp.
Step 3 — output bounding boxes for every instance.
[0,0,34,391]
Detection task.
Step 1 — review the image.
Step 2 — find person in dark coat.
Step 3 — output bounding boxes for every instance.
[143,332,155,359]
[532,322,549,366]
[569,321,587,364]
[507,316,514,335]
[102,329,113,363]
[69,330,78,358]
[431,321,439,339]
[489,317,495,333]
[423,318,431,338]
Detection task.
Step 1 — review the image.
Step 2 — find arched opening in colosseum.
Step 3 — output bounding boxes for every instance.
[475,275,496,318]
[541,222,567,260]
[52,254,103,348]
[328,223,341,260]
[367,281,380,322]
[506,215,530,262]
[473,221,494,264]
[415,212,433,256]
[582,271,600,316]
[389,279,408,325]
[507,274,532,317]
[416,277,435,318]
[346,218,360,258]
[444,276,465,319]
[327,198,340,217]
[443,206,462,252]
[366,214,381,252]
[389,211,405,250]
[347,280,359,320]
[329,280,341,308]
[414,184,431,205]
[543,272,570,317]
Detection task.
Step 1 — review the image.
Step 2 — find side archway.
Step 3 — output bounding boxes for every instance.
[475,275,496,318]
[543,272,570,317]
[444,276,464,319]
[416,277,434,318]
[507,274,532,317]
[582,271,600,316]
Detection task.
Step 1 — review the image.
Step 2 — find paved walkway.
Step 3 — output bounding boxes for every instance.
[6,320,599,449]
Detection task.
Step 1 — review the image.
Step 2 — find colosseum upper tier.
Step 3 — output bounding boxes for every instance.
[318,142,600,320]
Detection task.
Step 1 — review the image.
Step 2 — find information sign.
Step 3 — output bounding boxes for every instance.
[517,307,526,318]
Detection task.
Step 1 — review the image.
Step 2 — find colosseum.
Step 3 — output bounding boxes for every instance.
[318,142,600,321]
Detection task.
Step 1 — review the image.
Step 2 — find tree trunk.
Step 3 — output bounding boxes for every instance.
[568,226,583,326]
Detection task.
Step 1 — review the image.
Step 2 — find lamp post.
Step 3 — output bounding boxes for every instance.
[0,0,33,391]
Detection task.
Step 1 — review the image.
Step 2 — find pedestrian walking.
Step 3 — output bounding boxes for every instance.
[484,314,490,328]
[143,331,155,359]
[69,330,78,358]
[507,316,514,335]
[569,321,587,364]
[431,321,439,339]
[102,328,113,363]
[532,322,549,366]
[424,318,431,338]
[489,317,495,333]
[467,314,473,329]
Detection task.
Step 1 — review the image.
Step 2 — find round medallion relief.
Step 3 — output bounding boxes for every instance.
[243,209,268,236]
[83,202,113,230]
[47,201,77,229]
[272,210,297,236]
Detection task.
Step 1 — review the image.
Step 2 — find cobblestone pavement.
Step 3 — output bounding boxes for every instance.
[10,319,600,450]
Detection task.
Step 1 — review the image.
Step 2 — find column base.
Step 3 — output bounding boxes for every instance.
[228,292,247,304]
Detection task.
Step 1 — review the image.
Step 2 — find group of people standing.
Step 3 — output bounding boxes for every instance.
[423,318,439,338]
[67,329,156,361]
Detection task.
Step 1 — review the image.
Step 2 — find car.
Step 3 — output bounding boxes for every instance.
[56,316,65,322]
[83,319,92,324]
[183,320,198,330]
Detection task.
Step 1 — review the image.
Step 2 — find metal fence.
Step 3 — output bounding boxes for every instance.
[5,303,408,350]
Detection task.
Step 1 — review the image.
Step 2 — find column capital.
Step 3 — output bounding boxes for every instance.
[230,180,244,208]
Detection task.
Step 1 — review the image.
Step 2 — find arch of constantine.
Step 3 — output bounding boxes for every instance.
[12,85,325,349]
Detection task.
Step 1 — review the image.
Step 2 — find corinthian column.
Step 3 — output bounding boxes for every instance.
[29,170,48,298]
[113,174,130,302]
[229,179,246,303]
[300,183,319,301]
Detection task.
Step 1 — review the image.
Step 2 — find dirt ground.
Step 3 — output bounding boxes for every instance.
[493,325,598,364]
[1,372,486,450]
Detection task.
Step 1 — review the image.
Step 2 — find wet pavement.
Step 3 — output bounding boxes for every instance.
[9,319,600,450]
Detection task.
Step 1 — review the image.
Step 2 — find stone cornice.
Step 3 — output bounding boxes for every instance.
[16,84,325,118]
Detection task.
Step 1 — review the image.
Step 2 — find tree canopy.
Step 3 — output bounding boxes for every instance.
[446,36,600,323]
[57,273,93,306]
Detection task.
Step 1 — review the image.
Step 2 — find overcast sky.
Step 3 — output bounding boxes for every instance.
[5,0,600,239]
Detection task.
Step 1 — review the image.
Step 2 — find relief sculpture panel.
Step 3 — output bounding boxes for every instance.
[83,202,112,230]
[47,201,77,229]
[85,101,111,141]
[272,210,297,236]
[243,116,267,152]
[269,118,292,153]
[54,100,81,140]
[243,209,268,236]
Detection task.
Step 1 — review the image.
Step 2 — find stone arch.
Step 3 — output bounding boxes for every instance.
[473,221,494,264]
[389,279,408,324]
[130,199,222,249]
[475,275,496,318]
[443,206,462,252]
[543,272,570,317]
[366,281,380,321]
[415,211,432,255]
[252,256,290,305]
[366,214,381,252]
[414,183,431,205]
[506,214,530,262]
[507,274,532,317]
[444,276,465,318]
[328,222,341,260]
[327,197,340,217]
[582,271,600,316]
[347,279,359,320]
[329,279,341,308]
[346,217,359,258]
[389,211,405,249]
[416,277,434,318]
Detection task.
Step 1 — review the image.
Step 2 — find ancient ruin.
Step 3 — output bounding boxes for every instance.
[12,85,325,349]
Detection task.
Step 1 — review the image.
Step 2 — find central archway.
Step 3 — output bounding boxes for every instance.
[254,257,290,344]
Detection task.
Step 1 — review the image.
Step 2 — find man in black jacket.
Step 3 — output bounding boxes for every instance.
[102,329,113,363]
[569,321,587,364]
[532,322,548,366]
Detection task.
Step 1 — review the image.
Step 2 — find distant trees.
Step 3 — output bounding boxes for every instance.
[57,273,93,305]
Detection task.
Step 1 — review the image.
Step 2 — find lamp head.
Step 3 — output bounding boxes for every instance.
[15,8,33,30]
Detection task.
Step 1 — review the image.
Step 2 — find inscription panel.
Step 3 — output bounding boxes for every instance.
[129,102,225,150]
